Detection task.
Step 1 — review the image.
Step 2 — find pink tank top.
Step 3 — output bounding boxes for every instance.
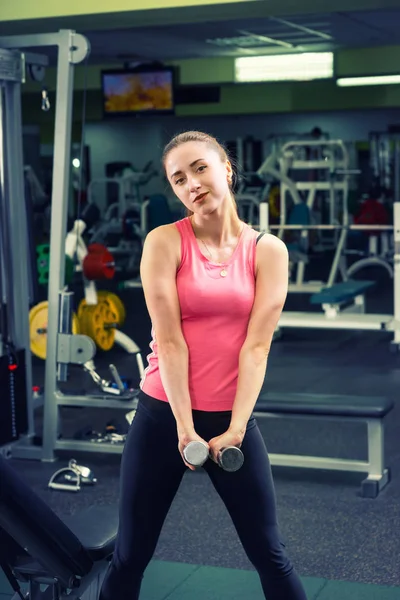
[140,217,259,411]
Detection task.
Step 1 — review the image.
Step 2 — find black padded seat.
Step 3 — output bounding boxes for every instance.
[0,456,118,589]
[62,505,118,561]
[256,393,394,419]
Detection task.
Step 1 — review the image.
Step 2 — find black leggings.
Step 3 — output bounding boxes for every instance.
[99,392,307,600]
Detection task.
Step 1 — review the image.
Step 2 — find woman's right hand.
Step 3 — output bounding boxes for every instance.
[178,430,210,471]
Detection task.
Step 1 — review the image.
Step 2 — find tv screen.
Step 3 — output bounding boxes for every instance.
[102,67,175,116]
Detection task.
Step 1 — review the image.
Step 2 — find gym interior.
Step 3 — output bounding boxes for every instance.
[0,1,400,598]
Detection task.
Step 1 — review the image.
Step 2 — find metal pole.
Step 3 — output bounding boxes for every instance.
[5,78,35,437]
[393,203,400,347]
[394,140,400,204]
[39,31,89,461]
[259,201,269,232]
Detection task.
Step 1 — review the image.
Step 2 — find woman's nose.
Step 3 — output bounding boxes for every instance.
[188,177,201,192]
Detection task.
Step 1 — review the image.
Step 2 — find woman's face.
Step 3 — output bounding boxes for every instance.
[164,141,233,216]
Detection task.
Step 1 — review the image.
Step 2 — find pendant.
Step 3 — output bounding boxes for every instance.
[220,269,227,277]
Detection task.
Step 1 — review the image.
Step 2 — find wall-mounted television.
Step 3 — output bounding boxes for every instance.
[101,66,175,117]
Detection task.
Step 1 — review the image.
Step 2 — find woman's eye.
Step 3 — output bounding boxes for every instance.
[197,165,206,172]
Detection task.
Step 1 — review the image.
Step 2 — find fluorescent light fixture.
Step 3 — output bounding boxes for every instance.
[337,74,400,87]
[235,52,334,83]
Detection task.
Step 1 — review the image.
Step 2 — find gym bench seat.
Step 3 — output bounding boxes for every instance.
[310,280,375,306]
[254,393,393,498]
[0,455,118,599]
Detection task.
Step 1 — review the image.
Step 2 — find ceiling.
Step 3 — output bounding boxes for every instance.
[1,3,400,67]
[64,7,400,64]
[77,8,400,64]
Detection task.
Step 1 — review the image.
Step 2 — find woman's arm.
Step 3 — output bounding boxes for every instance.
[140,225,195,437]
[229,234,289,437]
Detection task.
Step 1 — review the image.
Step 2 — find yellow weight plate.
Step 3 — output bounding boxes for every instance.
[78,298,118,351]
[78,292,125,326]
[98,291,126,325]
[29,301,79,360]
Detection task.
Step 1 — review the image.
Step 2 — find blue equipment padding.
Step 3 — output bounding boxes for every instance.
[310,280,375,305]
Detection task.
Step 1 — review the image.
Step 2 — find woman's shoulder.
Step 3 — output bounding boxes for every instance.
[145,221,183,244]
[254,230,288,257]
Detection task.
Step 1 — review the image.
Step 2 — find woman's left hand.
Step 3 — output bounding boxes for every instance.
[208,428,244,464]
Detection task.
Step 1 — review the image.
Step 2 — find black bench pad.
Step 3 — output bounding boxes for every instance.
[256,393,394,418]
[62,505,118,561]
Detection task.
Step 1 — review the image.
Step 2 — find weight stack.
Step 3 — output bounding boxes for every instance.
[0,349,29,446]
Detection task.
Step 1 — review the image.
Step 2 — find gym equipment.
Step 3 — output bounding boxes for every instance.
[78,291,125,327]
[369,131,400,194]
[0,351,29,448]
[29,300,80,359]
[80,200,101,231]
[183,441,244,472]
[0,31,145,462]
[183,440,209,467]
[87,163,155,271]
[218,446,244,472]
[66,219,143,361]
[82,243,115,280]
[36,243,75,285]
[48,458,97,492]
[259,201,400,347]
[99,290,126,325]
[310,280,374,307]
[78,297,119,351]
[83,361,138,398]
[257,139,359,293]
[0,454,118,599]
[0,41,51,458]
[254,393,394,498]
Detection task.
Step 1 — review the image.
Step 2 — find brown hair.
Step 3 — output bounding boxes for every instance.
[162,131,238,217]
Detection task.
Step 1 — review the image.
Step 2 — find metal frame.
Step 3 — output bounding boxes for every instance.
[10,559,106,600]
[0,31,92,461]
[253,411,390,497]
[257,140,355,293]
[0,47,35,454]
[1,31,146,462]
[259,202,400,345]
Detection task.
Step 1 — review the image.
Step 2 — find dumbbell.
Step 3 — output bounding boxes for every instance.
[183,441,244,472]
[183,440,209,468]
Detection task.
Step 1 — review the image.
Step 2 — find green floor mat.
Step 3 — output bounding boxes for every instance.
[154,563,325,600]
[141,561,200,599]
[2,561,400,599]
[317,580,400,600]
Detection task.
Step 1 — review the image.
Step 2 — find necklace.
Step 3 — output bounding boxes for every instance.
[195,221,243,278]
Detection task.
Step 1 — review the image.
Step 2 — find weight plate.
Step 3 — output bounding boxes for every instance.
[78,298,118,351]
[79,291,125,326]
[29,301,79,360]
[98,291,126,325]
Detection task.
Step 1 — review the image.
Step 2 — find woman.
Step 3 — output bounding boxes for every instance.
[100,131,307,600]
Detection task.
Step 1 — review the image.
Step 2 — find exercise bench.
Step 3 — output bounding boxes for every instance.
[254,393,393,498]
[278,278,394,331]
[310,279,375,318]
[0,455,118,599]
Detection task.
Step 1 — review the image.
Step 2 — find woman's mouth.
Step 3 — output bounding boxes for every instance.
[193,192,208,203]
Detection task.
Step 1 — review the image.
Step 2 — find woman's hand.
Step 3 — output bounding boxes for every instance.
[208,428,245,464]
[178,429,210,471]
